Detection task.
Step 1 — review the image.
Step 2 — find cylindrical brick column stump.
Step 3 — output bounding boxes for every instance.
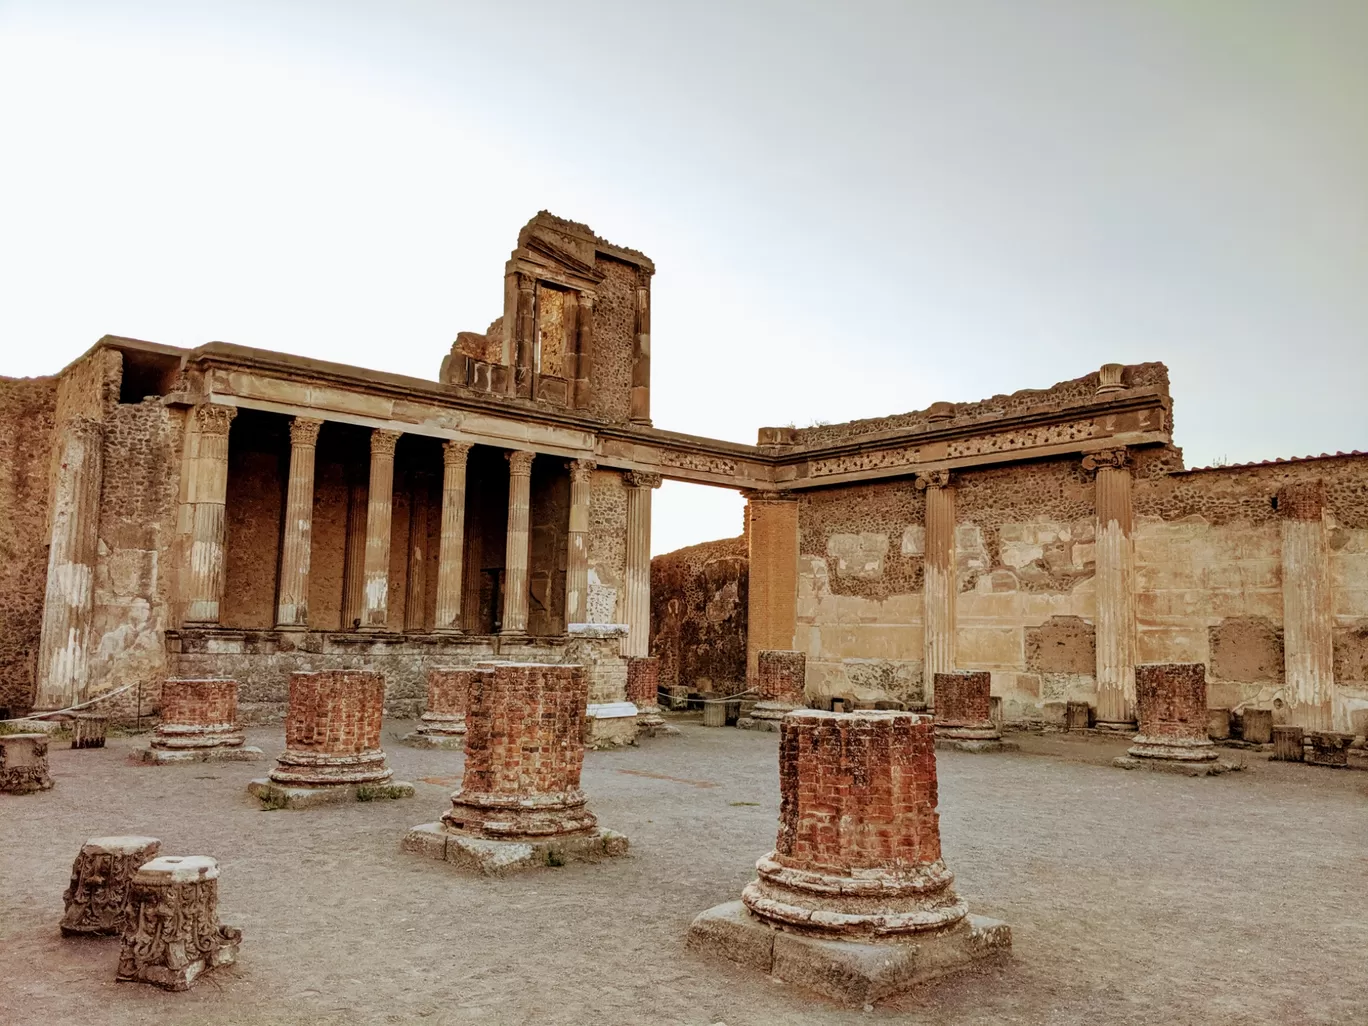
[403,663,629,875]
[401,667,476,749]
[738,650,807,731]
[1305,731,1354,768]
[687,710,1011,1005]
[1113,664,1230,777]
[629,656,673,737]
[137,678,263,764]
[0,733,54,794]
[1271,725,1304,762]
[248,671,413,809]
[933,671,1018,752]
[117,855,241,991]
[61,836,161,936]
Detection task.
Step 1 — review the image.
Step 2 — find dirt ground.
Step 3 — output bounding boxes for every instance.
[2,720,1367,1026]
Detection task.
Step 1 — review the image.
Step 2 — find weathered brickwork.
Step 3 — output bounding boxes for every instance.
[626,656,659,709]
[757,650,806,705]
[151,678,243,747]
[1133,663,1208,742]
[649,534,747,694]
[283,670,384,755]
[934,670,992,728]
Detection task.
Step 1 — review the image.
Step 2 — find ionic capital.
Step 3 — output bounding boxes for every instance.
[506,449,535,475]
[1081,448,1129,474]
[195,404,237,436]
[289,417,323,448]
[624,470,662,490]
[442,440,473,468]
[371,429,402,459]
[914,470,952,491]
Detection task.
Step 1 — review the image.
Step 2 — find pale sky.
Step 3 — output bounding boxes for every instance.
[2,1,1365,555]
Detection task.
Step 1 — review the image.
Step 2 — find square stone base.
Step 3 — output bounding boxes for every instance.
[935,739,1020,753]
[398,732,466,750]
[585,716,640,750]
[247,778,415,809]
[402,821,629,876]
[687,901,1011,1005]
[118,936,239,992]
[136,745,265,764]
[1113,756,1231,777]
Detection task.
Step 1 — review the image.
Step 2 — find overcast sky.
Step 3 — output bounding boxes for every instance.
[2,1,1365,554]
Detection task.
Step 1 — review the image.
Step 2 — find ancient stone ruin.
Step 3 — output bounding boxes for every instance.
[1114,663,1227,776]
[0,733,54,794]
[933,670,1016,752]
[627,655,669,735]
[402,667,475,748]
[689,710,1010,1004]
[405,662,628,874]
[70,713,108,749]
[248,670,413,808]
[116,855,241,991]
[738,649,807,731]
[61,836,161,936]
[137,677,263,763]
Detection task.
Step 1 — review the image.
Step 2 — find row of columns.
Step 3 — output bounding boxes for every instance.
[176,407,658,651]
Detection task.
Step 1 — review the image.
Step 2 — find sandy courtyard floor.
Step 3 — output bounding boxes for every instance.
[2,720,1366,1026]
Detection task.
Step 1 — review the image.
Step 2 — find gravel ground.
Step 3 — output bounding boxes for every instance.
[2,720,1366,1026]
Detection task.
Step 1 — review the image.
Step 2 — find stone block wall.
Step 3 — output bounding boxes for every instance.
[649,534,747,695]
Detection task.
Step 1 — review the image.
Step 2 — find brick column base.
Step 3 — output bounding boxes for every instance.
[402,667,476,750]
[933,671,1016,752]
[138,679,263,764]
[1114,663,1230,777]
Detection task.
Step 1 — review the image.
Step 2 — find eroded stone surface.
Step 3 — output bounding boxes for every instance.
[116,855,241,991]
[61,836,161,936]
[0,733,53,794]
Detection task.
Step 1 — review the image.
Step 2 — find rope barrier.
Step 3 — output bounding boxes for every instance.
[0,680,138,724]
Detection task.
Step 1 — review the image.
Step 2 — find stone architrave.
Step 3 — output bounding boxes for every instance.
[688,711,1011,1005]
[739,649,806,731]
[248,671,414,808]
[933,671,1016,752]
[403,662,629,874]
[0,734,54,794]
[60,836,161,936]
[116,855,241,991]
[1114,663,1227,776]
[401,667,477,749]
[137,678,263,764]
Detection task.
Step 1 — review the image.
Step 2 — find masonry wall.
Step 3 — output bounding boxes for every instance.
[585,258,638,424]
[649,535,747,695]
[586,469,627,623]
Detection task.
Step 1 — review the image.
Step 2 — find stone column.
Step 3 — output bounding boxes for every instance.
[433,441,472,633]
[275,417,322,629]
[622,471,661,657]
[360,429,401,630]
[513,272,536,398]
[182,405,237,627]
[340,469,368,630]
[687,710,1010,1004]
[1115,663,1222,775]
[404,475,430,632]
[139,678,261,763]
[34,416,104,711]
[916,471,956,706]
[745,490,800,683]
[565,459,596,624]
[500,450,535,635]
[630,267,652,424]
[573,291,594,410]
[933,670,1011,751]
[1084,448,1137,730]
[1278,479,1336,731]
[402,667,478,748]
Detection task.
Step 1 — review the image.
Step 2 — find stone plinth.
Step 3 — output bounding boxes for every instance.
[933,671,1016,752]
[1272,725,1304,761]
[1207,708,1231,741]
[688,711,1011,1005]
[739,649,806,732]
[1065,701,1091,732]
[402,667,476,749]
[628,656,673,736]
[1305,731,1354,768]
[117,856,241,991]
[61,836,161,936]
[1242,708,1274,744]
[248,671,412,808]
[404,663,628,874]
[138,678,263,764]
[0,734,54,794]
[1114,664,1227,776]
[71,714,108,749]
[565,624,640,749]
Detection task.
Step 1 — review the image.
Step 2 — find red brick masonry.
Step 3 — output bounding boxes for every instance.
[151,679,246,750]
[418,667,475,737]
[268,670,394,786]
[933,671,996,739]
[756,650,805,706]
[627,656,659,710]
[1128,663,1217,763]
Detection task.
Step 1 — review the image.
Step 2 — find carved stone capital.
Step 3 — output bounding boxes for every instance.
[915,470,952,491]
[578,290,596,311]
[506,449,535,475]
[1096,363,1126,394]
[442,440,473,468]
[569,459,597,482]
[516,272,537,293]
[370,429,401,459]
[194,404,237,436]
[61,836,161,937]
[289,417,323,448]
[1081,448,1129,473]
[624,471,663,490]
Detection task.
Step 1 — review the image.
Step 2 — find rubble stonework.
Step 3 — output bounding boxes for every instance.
[137,678,263,763]
[566,623,639,749]
[1115,663,1226,776]
[688,710,1011,1004]
[116,855,241,991]
[933,671,1016,752]
[60,836,161,936]
[0,733,54,794]
[739,649,806,732]
[248,670,413,808]
[401,667,476,749]
[404,662,628,874]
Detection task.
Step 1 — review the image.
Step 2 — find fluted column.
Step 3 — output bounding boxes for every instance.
[404,475,430,632]
[183,405,237,626]
[630,268,652,425]
[1279,480,1335,731]
[275,417,322,629]
[1085,448,1137,730]
[433,441,472,633]
[360,429,401,630]
[917,471,956,706]
[573,291,595,410]
[500,450,535,635]
[340,470,368,630]
[623,471,661,657]
[565,460,596,624]
[33,416,104,711]
[512,273,536,399]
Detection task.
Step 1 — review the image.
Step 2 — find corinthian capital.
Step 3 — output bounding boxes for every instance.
[289,417,323,447]
[914,470,952,491]
[442,440,473,468]
[1081,448,1129,473]
[370,429,402,459]
[506,449,535,475]
[195,404,237,436]
[569,459,597,483]
[624,471,662,490]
